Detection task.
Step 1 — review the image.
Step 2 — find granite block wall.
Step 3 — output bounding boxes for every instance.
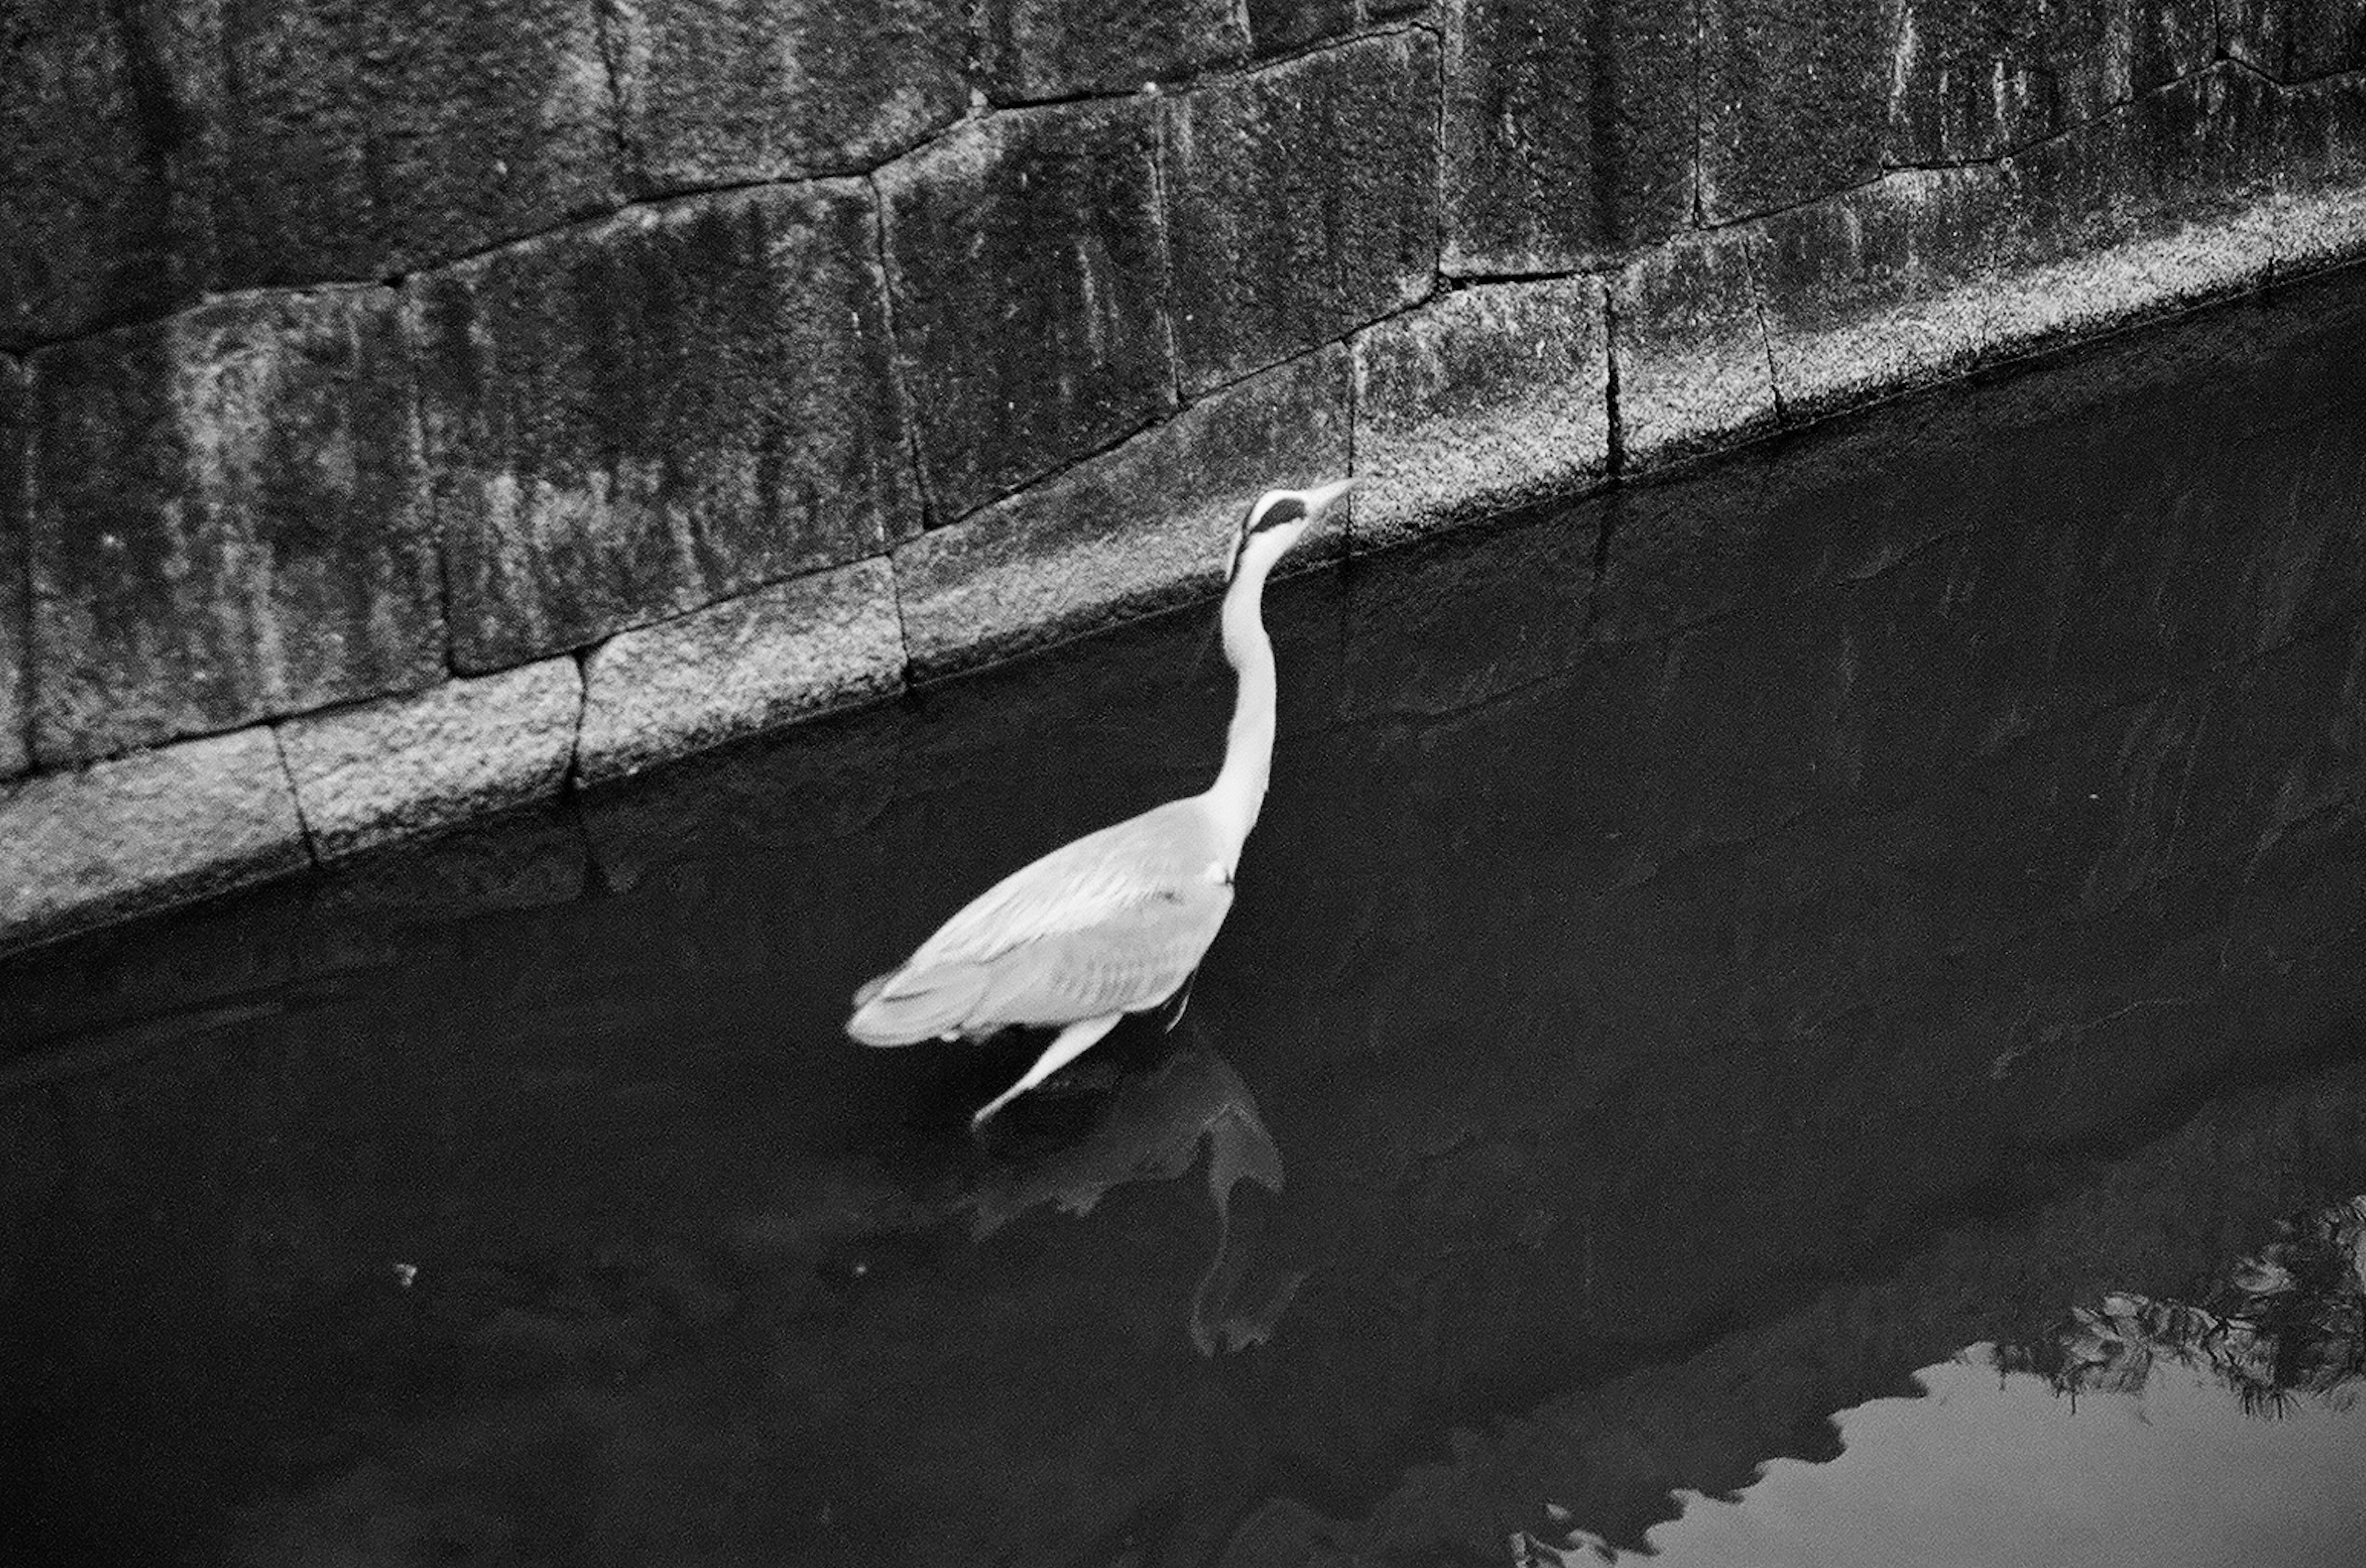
[3,0,2365,951]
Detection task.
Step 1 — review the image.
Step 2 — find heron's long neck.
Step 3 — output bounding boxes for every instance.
[1205,561,1278,861]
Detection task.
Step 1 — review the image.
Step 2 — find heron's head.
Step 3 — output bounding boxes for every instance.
[1226,479,1353,585]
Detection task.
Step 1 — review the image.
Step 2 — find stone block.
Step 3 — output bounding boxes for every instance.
[29,288,443,766]
[609,0,967,192]
[2126,63,2283,216]
[275,657,582,861]
[2271,66,2366,202]
[1971,71,2279,351]
[1883,0,2214,165]
[0,0,213,346]
[1442,0,1696,275]
[1972,208,2275,370]
[2259,72,2366,283]
[1244,0,1359,54]
[2268,180,2366,280]
[1611,228,1778,469]
[1697,0,1896,222]
[1351,278,1611,547]
[413,180,916,673]
[576,558,905,786]
[2224,0,2366,82]
[880,99,1174,520]
[211,0,619,288]
[1751,164,2021,422]
[2005,67,2279,261]
[1749,140,2274,425]
[895,346,1351,679]
[0,726,308,953]
[2127,0,2220,87]
[1,357,26,779]
[1163,31,1439,394]
[979,1,1247,99]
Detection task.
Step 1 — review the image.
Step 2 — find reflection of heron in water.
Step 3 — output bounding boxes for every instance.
[847,481,1352,1125]
[966,1040,1306,1356]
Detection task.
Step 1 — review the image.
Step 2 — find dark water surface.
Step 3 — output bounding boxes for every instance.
[6,268,2366,1567]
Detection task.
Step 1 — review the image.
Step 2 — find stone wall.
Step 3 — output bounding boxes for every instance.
[4,0,2366,953]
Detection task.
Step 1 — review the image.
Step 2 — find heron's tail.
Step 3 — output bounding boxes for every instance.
[845,962,990,1046]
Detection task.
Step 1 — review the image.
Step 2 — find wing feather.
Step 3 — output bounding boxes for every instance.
[974,887,1232,1024]
[908,799,1224,969]
[844,961,991,1047]
[847,798,1236,1046]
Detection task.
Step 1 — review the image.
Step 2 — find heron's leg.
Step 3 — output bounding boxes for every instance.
[972,1013,1124,1127]
[1163,970,1198,1032]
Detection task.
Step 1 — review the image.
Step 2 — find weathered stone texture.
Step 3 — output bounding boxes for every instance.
[415,180,916,674]
[2225,0,2366,82]
[2127,0,2221,88]
[980,0,1247,99]
[0,726,307,951]
[1,357,27,779]
[2274,64,2366,180]
[611,0,967,192]
[0,0,214,346]
[1884,0,2216,165]
[896,346,1351,678]
[1164,31,1441,394]
[577,558,904,784]
[1748,76,2287,429]
[1442,0,1696,275]
[1612,228,1778,469]
[1984,216,2275,381]
[30,288,442,767]
[1698,0,1897,222]
[211,0,619,288]
[277,657,582,860]
[2270,181,2366,277]
[1352,278,1611,546]
[1751,165,2018,420]
[2268,69,2366,272]
[2006,64,2280,253]
[1245,0,1359,54]
[880,100,1174,519]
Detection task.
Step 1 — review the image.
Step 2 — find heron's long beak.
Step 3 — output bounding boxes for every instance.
[1303,477,1356,516]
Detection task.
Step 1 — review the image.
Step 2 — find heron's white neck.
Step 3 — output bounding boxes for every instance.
[1203,554,1280,864]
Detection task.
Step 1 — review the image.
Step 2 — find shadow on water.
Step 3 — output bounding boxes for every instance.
[4,265,2366,1565]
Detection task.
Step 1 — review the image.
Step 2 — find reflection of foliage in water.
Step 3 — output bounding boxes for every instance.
[1994,1195,2366,1416]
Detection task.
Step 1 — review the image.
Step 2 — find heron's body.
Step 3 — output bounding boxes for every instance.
[846,479,1350,1125]
[845,797,1234,1046]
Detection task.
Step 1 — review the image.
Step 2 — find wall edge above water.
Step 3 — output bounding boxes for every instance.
[3,169,2364,961]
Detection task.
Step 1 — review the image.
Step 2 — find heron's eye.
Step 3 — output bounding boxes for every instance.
[1251,497,1307,532]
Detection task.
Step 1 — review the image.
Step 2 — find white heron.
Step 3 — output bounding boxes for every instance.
[846,479,1352,1125]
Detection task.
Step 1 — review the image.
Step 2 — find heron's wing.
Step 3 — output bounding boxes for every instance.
[847,800,1234,1044]
[907,799,1230,971]
[970,880,1234,1023]
[844,957,998,1046]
